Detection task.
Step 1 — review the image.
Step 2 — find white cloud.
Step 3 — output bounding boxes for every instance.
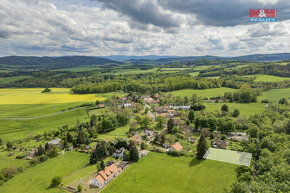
[0,0,289,56]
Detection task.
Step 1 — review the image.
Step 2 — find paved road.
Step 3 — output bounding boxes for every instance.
[0,107,85,120]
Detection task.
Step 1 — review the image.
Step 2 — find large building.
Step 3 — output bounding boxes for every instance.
[90,164,122,188]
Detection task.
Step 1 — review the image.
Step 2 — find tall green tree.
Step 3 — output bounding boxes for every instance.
[196,135,208,159]
[129,146,139,162]
[140,116,151,129]
[239,84,255,103]
[155,115,166,130]
[188,110,195,123]
[167,118,174,133]
[90,142,107,164]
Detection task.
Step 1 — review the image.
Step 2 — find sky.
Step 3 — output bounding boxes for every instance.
[0,0,290,57]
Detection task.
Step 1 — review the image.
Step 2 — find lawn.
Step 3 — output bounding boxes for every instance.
[260,88,290,102]
[101,152,237,193]
[0,152,90,193]
[0,108,89,141]
[205,102,265,118]
[169,87,237,98]
[245,74,290,82]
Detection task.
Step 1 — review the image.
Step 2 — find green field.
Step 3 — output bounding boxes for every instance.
[0,150,28,171]
[245,74,290,82]
[0,108,89,141]
[169,87,237,98]
[260,88,290,102]
[205,102,265,117]
[98,124,130,140]
[0,76,32,84]
[102,152,237,193]
[0,152,90,193]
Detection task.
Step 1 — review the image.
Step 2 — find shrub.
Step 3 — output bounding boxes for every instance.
[51,176,62,187]
[221,134,227,140]
[29,157,39,165]
[210,132,215,139]
[232,109,240,117]
[39,154,48,162]
[78,184,83,192]
[261,99,269,103]
[140,142,147,150]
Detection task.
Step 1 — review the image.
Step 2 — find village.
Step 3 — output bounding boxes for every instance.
[0,93,251,192]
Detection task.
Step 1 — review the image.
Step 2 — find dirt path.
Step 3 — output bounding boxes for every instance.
[0,107,85,120]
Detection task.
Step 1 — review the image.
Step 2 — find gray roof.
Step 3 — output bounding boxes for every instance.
[48,138,61,145]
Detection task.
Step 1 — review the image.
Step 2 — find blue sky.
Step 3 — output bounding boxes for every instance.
[0,0,289,57]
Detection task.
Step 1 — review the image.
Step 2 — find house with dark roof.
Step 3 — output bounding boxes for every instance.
[117,161,128,170]
[211,139,228,149]
[113,147,126,159]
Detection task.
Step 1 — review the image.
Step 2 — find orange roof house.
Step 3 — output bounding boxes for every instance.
[90,164,121,188]
[170,142,183,152]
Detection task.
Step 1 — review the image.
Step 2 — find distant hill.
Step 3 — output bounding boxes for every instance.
[100,55,178,61]
[119,53,290,64]
[0,56,124,70]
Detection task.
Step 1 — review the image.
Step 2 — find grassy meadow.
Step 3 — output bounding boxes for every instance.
[260,88,290,102]
[205,102,266,118]
[0,108,89,141]
[0,150,28,171]
[0,152,90,193]
[102,152,237,193]
[245,74,290,82]
[169,87,237,98]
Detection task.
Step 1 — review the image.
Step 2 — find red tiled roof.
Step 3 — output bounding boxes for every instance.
[96,175,105,183]
[171,142,182,151]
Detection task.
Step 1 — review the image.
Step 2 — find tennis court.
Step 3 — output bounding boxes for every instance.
[203,148,252,166]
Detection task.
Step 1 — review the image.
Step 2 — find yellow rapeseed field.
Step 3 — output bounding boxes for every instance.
[0,88,104,104]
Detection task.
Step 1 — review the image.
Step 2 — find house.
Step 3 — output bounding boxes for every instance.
[131,134,142,145]
[117,161,128,170]
[188,137,196,144]
[90,164,122,188]
[48,138,61,146]
[144,128,154,138]
[211,139,228,149]
[167,110,176,117]
[155,106,169,114]
[169,105,191,110]
[98,104,105,108]
[144,97,154,104]
[113,147,126,159]
[123,103,133,108]
[163,144,171,149]
[169,142,183,152]
[139,150,148,157]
